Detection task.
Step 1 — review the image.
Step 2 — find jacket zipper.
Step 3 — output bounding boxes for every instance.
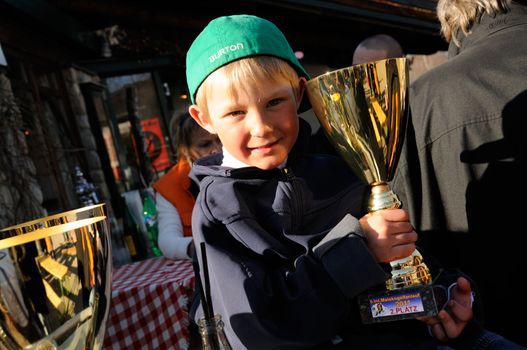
[281,167,302,229]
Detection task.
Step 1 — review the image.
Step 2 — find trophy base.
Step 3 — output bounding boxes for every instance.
[358,284,447,324]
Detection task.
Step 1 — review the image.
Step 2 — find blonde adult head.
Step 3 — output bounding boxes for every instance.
[437,0,512,46]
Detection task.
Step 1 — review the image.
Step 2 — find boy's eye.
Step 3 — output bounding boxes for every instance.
[267,98,283,107]
[197,141,213,149]
[227,110,244,117]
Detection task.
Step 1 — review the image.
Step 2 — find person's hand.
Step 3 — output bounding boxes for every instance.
[359,208,417,263]
[419,276,474,342]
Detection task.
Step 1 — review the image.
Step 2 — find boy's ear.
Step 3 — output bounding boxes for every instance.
[188,105,216,134]
[296,77,307,110]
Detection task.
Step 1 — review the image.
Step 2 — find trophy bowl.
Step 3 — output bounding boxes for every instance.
[306,58,445,323]
[0,203,112,349]
[306,58,408,212]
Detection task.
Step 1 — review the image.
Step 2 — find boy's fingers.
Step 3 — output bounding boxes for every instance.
[420,277,474,342]
[377,208,409,222]
[452,277,473,308]
[388,222,414,235]
[456,276,471,291]
[393,231,418,245]
[438,309,463,339]
[388,244,416,262]
[448,300,473,323]
[417,316,440,327]
[454,277,472,296]
[430,322,447,342]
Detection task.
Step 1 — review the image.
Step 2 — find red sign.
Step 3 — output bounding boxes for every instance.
[141,118,170,172]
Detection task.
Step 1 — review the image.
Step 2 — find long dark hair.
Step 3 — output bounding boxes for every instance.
[169,111,202,164]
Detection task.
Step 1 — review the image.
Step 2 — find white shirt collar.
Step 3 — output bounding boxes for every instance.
[221,146,287,169]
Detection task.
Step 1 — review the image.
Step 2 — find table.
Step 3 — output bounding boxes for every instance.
[103,256,195,350]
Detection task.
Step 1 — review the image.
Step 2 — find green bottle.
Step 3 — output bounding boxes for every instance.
[123,200,147,262]
[143,190,162,257]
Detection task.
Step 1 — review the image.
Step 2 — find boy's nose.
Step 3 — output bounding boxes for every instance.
[248,110,272,137]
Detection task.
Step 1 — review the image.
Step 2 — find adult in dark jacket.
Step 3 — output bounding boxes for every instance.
[391,0,527,345]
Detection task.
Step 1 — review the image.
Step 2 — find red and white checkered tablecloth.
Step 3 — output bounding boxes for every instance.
[103,256,195,350]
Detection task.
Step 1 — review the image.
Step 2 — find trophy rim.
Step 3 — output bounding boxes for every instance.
[0,202,112,350]
[306,57,407,87]
[0,216,107,249]
[0,203,106,232]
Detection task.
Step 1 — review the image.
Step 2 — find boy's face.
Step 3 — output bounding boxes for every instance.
[190,71,305,170]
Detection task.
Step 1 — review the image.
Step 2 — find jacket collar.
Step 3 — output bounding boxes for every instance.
[449,2,527,58]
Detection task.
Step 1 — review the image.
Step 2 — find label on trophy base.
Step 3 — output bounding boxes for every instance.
[358,285,447,324]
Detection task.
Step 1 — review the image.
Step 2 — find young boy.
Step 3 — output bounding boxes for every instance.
[186,14,475,349]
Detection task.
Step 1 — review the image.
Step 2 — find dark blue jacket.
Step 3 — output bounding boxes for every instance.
[189,122,450,349]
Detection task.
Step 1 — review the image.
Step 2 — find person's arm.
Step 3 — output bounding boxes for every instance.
[156,192,193,260]
[190,168,412,347]
[193,211,388,348]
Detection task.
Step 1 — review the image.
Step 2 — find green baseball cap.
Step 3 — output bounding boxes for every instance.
[186,14,309,104]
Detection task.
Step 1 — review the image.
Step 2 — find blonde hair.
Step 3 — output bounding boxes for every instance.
[437,0,511,46]
[195,56,302,112]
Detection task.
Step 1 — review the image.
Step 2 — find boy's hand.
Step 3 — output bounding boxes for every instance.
[359,208,417,263]
[419,277,474,342]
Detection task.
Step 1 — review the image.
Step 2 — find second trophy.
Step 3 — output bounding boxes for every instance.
[306,57,446,323]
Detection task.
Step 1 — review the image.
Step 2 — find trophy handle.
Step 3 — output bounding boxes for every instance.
[366,182,432,291]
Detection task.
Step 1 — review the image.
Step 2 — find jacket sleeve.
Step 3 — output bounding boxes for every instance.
[312,214,388,297]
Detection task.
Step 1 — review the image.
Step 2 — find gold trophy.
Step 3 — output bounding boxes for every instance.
[0,203,112,348]
[306,58,446,323]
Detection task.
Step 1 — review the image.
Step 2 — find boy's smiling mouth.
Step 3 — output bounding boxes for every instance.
[248,139,280,152]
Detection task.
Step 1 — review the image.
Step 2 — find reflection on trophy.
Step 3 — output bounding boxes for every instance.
[306,58,445,323]
[0,203,112,349]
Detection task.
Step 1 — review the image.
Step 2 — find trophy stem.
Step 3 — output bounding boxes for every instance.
[365,182,433,290]
[367,182,401,212]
